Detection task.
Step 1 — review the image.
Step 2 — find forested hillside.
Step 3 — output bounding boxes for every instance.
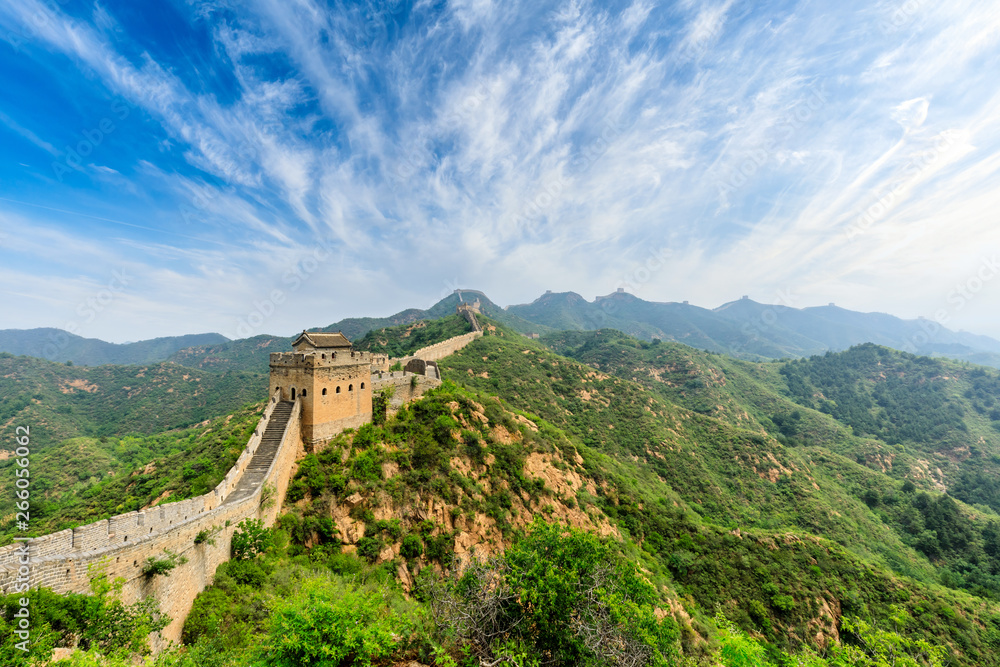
[168,335,288,374]
[0,353,267,451]
[0,402,265,545]
[0,330,228,367]
[9,320,1000,665]
[352,314,472,357]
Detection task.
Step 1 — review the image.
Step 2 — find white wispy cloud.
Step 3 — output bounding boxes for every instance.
[1,0,1000,340]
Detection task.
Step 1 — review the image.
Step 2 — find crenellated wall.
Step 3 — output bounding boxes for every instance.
[0,392,303,645]
[370,373,442,412]
[0,326,481,651]
[394,330,482,367]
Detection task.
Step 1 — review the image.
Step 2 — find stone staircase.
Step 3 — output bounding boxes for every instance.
[222,400,294,506]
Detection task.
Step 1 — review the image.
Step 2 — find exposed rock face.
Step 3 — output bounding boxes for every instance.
[311,398,619,589]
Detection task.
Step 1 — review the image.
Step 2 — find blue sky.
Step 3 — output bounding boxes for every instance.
[1,0,1000,343]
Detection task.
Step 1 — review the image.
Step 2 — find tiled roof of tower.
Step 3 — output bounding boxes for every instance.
[292,331,353,349]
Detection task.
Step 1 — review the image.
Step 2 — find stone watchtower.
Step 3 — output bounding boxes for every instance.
[269,331,372,446]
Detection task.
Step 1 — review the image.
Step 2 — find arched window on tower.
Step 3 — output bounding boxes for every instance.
[336,386,341,393]
[348,384,353,391]
[291,387,296,400]
[322,388,327,395]
[360,382,365,389]
[302,389,307,397]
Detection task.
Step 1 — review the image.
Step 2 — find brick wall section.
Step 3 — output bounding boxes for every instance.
[0,330,478,649]
[370,373,442,411]
[270,350,373,445]
[394,330,482,367]
[0,392,302,645]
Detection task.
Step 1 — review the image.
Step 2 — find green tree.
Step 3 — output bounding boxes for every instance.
[231,519,273,561]
[254,579,411,667]
[432,520,679,666]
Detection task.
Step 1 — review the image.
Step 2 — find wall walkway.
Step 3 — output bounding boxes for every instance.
[0,391,301,645]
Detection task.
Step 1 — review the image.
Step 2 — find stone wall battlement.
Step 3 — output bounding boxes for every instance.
[401,330,482,364]
[270,350,372,368]
[0,391,300,645]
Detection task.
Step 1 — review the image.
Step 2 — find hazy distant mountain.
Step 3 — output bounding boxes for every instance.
[12,289,1000,371]
[507,291,1000,367]
[0,328,228,366]
[317,289,550,339]
[168,290,551,373]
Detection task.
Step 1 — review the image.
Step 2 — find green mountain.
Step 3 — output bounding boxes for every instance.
[0,352,267,452]
[507,291,1000,366]
[14,312,1000,664]
[352,313,472,357]
[0,402,265,545]
[168,334,290,374]
[0,329,228,366]
[432,320,1000,662]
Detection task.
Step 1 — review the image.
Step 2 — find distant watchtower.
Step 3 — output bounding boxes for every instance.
[269,331,373,446]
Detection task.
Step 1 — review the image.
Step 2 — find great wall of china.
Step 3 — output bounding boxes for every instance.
[0,307,483,646]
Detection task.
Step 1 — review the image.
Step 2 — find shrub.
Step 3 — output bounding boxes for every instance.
[142,550,188,577]
[401,534,423,559]
[772,594,795,613]
[431,520,679,666]
[255,579,410,667]
[224,558,271,588]
[352,450,383,484]
[357,536,385,563]
[231,519,273,560]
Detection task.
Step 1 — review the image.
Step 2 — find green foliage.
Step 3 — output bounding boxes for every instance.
[437,521,679,666]
[712,608,948,666]
[401,533,423,559]
[0,573,167,663]
[195,525,221,546]
[231,519,273,561]
[779,345,967,448]
[354,314,472,358]
[351,450,382,484]
[142,550,188,577]
[254,578,414,667]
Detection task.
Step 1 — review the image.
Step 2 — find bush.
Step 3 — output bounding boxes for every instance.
[231,519,273,560]
[357,536,385,563]
[0,575,167,662]
[351,450,383,484]
[432,520,679,666]
[401,534,423,559]
[142,550,188,577]
[255,579,411,667]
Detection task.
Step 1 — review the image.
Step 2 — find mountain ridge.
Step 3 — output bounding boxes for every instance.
[6,289,1000,372]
